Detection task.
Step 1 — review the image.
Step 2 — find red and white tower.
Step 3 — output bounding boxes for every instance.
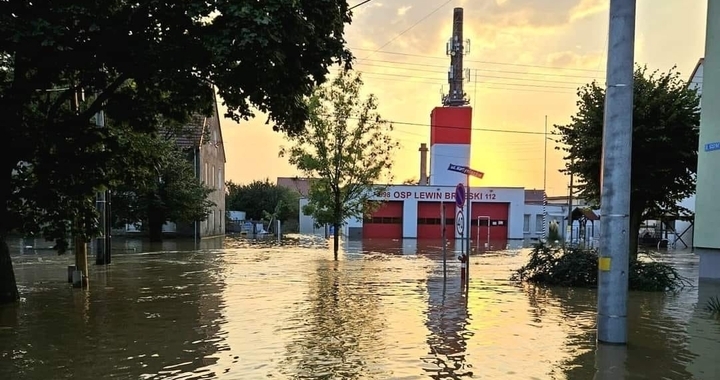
[429,7,472,186]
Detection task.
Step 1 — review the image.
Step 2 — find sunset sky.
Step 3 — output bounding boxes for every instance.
[220,0,708,197]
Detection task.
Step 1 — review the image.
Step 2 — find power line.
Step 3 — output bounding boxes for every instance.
[358,59,604,80]
[347,116,548,136]
[358,0,455,62]
[352,69,585,87]
[349,0,373,10]
[351,46,605,73]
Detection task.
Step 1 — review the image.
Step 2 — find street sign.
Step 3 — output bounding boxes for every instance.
[456,210,464,235]
[448,163,485,179]
[455,183,465,208]
[705,142,720,152]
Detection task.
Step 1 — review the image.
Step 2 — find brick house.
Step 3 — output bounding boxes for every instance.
[120,97,226,239]
[173,100,227,238]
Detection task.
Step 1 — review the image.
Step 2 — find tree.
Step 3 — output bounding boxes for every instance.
[1,1,354,304]
[402,177,419,185]
[555,65,700,259]
[225,179,300,224]
[280,70,399,260]
[111,134,215,242]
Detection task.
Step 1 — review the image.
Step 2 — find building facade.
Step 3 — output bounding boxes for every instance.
[119,97,226,239]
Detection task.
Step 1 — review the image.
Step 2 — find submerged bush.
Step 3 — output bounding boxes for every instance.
[512,242,687,292]
[707,296,720,315]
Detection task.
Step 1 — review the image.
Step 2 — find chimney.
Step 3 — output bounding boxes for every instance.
[419,143,429,185]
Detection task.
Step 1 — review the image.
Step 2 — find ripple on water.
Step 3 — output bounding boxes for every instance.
[2,241,720,379]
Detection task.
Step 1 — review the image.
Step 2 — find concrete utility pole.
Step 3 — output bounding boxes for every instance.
[597,0,636,345]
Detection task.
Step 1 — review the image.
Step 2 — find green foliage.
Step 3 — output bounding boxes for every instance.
[706,296,720,314]
[512,243,688,292]
[280,69,399,258]
[547,220,562,242]
[1,0,353,302]
[1,0,353,240]
[225,179,299,223]
[554,66,700,258]
[111,134,215,233]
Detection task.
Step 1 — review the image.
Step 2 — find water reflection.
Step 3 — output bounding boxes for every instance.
[0,250,227,379]
[279,259,388,379]
[534,284,707,380]
[424,265,472,379]
[2,238,720,379]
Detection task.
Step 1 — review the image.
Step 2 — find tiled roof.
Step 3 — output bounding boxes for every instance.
[161,114,206,149]
[277,177,313,197]
[524,189,546,204]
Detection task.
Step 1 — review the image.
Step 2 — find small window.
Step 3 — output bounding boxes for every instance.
[536,214,544,233]
[523,214,530,232]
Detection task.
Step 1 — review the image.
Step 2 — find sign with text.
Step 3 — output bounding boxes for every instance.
[447,164,485,179]
[455,184,465,208]
[375,189,498,201]
[705,142,720,152]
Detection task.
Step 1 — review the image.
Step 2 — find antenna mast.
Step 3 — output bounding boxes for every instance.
[443,7,471,107]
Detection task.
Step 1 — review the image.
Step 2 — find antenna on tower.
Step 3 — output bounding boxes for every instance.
[441,7,470,107]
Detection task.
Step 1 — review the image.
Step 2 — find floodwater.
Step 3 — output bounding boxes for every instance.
[1,235,720,380]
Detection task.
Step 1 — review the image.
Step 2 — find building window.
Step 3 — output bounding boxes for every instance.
[523,214,530,232]
[536,214,544,233]
[363,216,402,224]
[218,169,223,191]
[204,162,209,184]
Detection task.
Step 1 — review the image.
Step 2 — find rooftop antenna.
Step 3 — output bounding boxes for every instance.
[442,7,471,107]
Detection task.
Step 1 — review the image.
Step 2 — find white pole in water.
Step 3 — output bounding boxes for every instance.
[597,0,636,345]
[277,220,281,244]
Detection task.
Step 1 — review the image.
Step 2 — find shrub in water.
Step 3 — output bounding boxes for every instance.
[512,242,687,292]
[707,296,720,315]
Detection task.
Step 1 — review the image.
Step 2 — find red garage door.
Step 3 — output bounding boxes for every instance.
[417,202,454,239]
[470,202,509,248]
[363,201,403,239]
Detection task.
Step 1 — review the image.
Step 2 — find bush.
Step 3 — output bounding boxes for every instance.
[512,242,688,292]
[707,296,720,314]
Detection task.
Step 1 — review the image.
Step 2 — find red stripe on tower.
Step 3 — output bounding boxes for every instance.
[430,106,472,145]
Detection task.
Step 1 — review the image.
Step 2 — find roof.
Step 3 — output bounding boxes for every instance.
[524,189,546,204]
[277,176,312,196]
[162,91,226,163]
[569,207,599,221]
[688,57,704,85]
[170,114,206,149]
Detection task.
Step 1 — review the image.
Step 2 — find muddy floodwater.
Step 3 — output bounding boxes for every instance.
[1,236,720,379]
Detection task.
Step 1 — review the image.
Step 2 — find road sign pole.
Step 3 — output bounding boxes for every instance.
[465,173,471,287]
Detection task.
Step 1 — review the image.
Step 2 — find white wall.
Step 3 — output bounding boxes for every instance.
[675,195,695,248]
[371,185,526,240]
[522,204,568,239]
[429,144,471,186]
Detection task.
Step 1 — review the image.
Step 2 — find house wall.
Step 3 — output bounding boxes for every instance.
[198,114,226,238]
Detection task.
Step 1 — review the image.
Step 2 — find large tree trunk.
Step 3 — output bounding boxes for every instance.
[333,191,341,261]
[333,222,340,261]
[0,164,20,305]
[148,203,164,243]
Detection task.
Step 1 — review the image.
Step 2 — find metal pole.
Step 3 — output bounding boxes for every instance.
[543,115,548,241]
[95,108,107,266]
[441,201,447,281]
[597,0,636,345]
[465,174,471,284]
